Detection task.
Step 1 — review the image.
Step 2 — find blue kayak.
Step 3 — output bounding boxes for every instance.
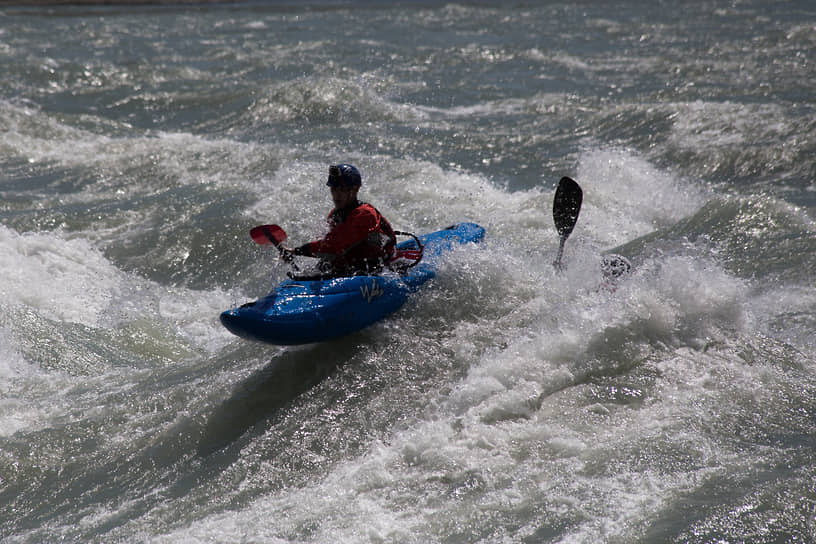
[220,222,486,345]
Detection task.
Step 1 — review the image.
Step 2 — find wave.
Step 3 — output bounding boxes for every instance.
[159,210,803,544]
[248,75,424,127]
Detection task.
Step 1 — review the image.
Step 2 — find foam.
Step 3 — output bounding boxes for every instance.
[251,75,421,125]
[0,323,75,437]
[0,222,238,354]
[0,224,235,438]
[158,173,755,543]
[668,100,789,151]
[244,156,548,256]
[751,284,816,354]
[0,325,29,382]
[1,93,788,539]
[575,148,708,247]
[157,285,237,354]
[0,100,271,198]
[0,225,125,328]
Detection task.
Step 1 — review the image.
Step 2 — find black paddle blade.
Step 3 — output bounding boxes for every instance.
[553,176,582,238]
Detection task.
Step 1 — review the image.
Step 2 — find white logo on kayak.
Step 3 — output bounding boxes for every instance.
[360,279,384,303]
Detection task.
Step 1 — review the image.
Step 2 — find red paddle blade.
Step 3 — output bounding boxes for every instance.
[250,224,287,246]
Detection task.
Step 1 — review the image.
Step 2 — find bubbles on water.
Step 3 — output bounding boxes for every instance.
[251,75,421,126]
[665,100,814,182]
[576,148,708,247]
[0,325,29,384]
[0,225,123,328]
[0,222,237,368]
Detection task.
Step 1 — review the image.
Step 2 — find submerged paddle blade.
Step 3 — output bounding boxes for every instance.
[250,224,287,246]
[553,176,582,238]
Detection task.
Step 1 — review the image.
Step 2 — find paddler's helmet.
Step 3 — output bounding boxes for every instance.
[601,254,632,280]
[327,164,362,187]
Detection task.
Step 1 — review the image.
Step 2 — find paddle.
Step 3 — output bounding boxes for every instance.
[250,224,299,269]
[250,224,287,246]
[552,176,583,270]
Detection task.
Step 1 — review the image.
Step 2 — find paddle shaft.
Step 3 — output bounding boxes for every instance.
[553,235,567,269]
[250,224,299,270]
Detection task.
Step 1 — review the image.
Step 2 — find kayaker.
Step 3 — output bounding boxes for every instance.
[281,164,397,277]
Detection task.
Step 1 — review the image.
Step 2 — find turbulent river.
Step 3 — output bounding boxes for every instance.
[2,1,816,542]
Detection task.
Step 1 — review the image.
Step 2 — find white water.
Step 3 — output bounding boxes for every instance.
[3,2,815,542]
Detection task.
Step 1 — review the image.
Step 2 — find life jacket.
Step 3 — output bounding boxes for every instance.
[308,201,396,276]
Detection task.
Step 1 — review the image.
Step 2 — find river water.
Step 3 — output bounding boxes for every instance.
[2,1,816,542]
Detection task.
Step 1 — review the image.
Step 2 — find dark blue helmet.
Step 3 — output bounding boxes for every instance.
[327,164,362,187]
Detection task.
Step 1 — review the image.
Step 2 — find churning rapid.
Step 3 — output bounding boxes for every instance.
[2,1,816,542]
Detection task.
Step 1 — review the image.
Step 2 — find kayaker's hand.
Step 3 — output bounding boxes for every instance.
[278,246,296,263]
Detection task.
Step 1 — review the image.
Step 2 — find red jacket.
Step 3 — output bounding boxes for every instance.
[296,201,396,275]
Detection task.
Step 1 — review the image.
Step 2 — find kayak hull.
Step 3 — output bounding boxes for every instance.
[220,222,485,345]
